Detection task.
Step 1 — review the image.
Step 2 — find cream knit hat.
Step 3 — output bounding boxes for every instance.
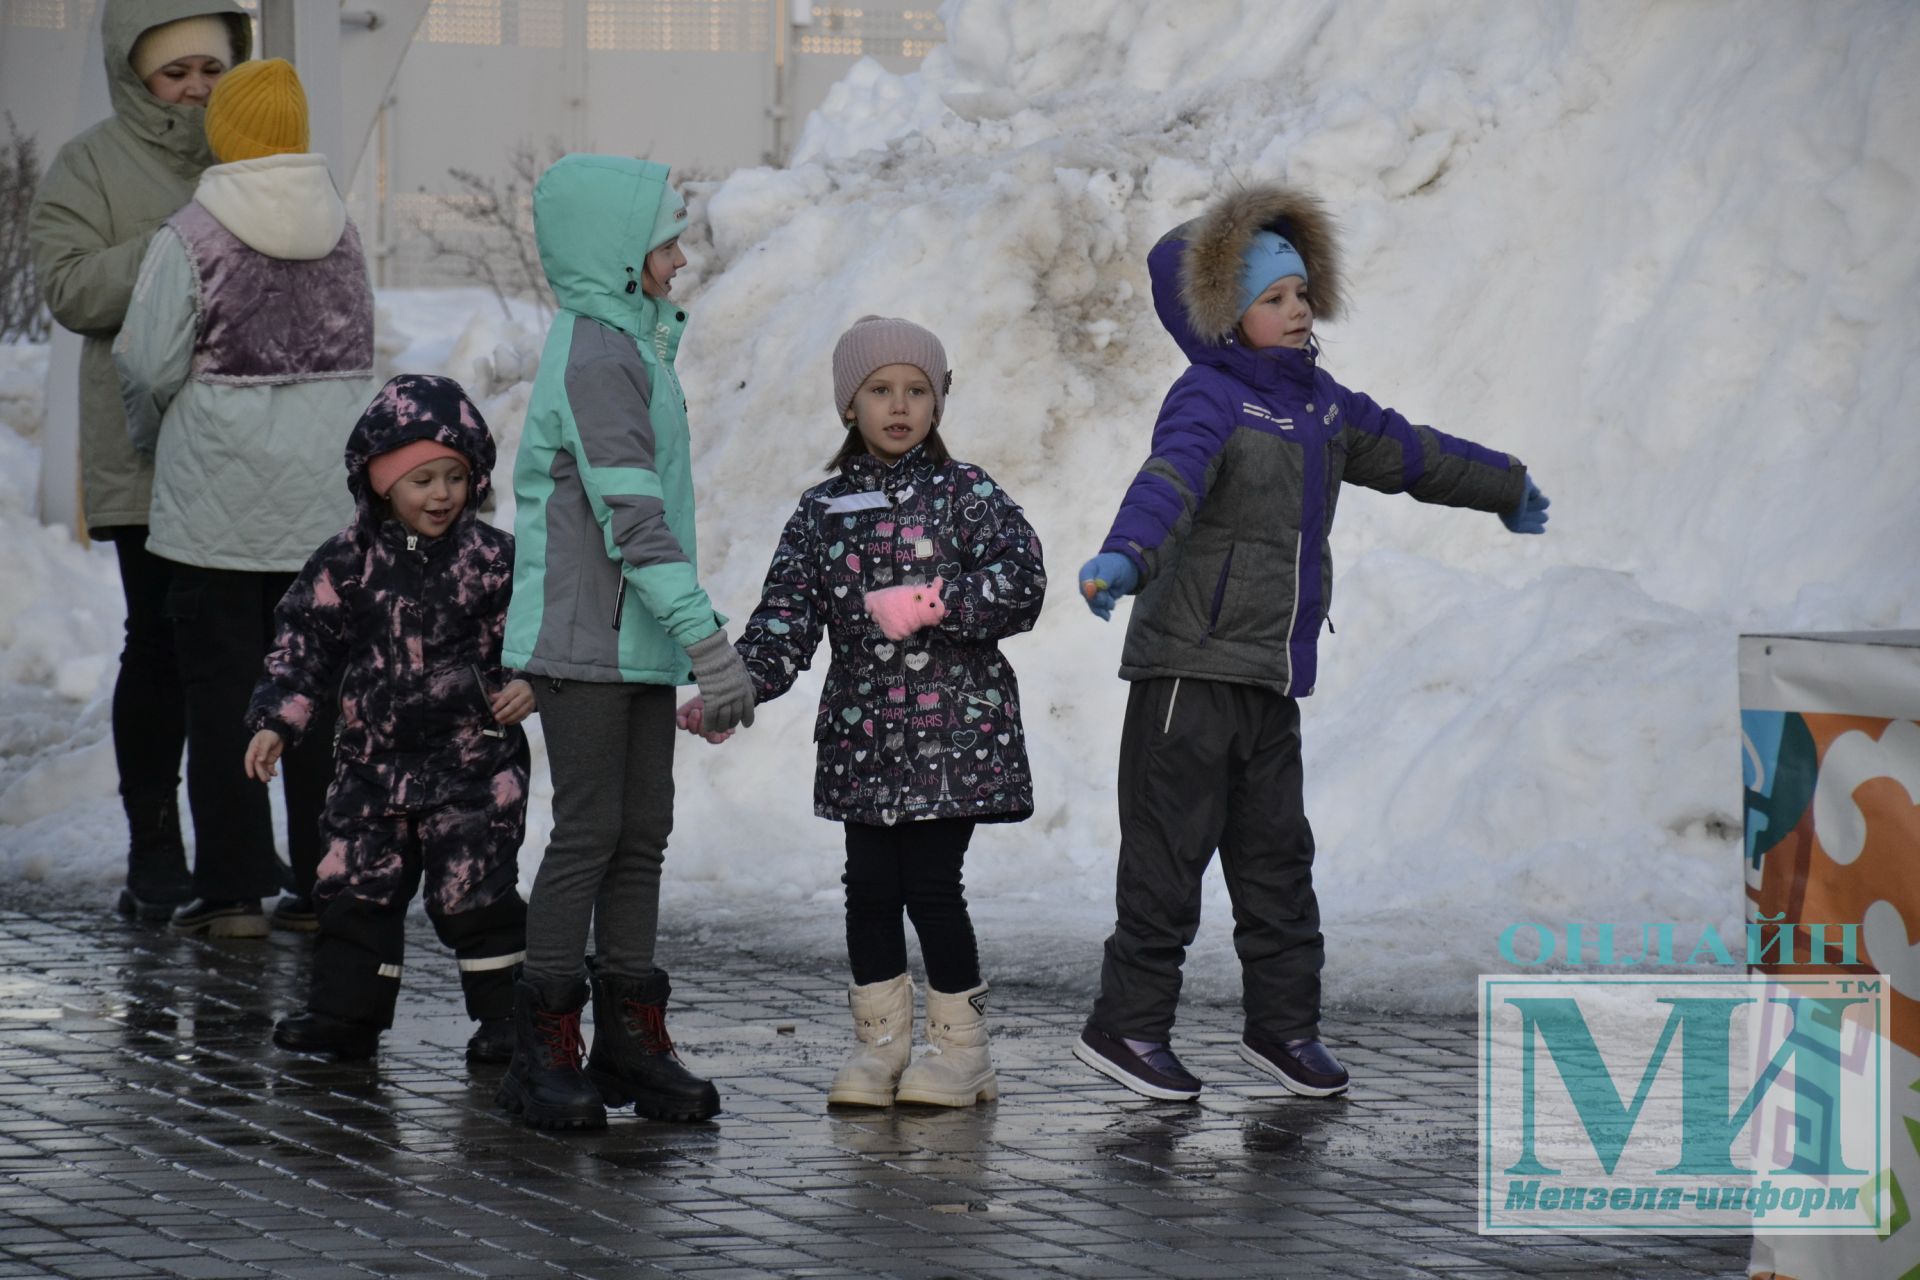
[831,316,951,422]
[131,15,235,81]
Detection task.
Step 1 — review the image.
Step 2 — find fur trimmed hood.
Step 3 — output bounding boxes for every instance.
[1171,185,1345,346]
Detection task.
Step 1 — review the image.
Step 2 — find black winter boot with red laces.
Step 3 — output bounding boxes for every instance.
[495,977,606,1130]
[585,963,721,1122]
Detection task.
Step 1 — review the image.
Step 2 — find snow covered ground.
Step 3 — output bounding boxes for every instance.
[3,0,1915,1015]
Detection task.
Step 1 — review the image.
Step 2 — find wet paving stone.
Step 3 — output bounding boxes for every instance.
[0,905,1750,1279]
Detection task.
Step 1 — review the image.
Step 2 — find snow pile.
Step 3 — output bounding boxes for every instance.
[675,0,1917,1006]
[3,0,1916,1013]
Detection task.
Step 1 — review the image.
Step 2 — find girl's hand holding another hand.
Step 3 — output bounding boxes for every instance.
[676,696,733,745]
[490,678,536,726]
[244,729,285,783]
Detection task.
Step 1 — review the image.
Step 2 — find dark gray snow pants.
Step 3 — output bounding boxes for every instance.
[1090,676,1323,1043]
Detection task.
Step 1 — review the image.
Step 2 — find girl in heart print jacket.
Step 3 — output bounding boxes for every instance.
[734,441,1045,827]
[690,315,1044,1111]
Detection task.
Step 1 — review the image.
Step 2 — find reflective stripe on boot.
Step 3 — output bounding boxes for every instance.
[827,973,914,1107]
[894,982,997,1107]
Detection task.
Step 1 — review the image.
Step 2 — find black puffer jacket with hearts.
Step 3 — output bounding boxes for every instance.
[736,444,1046,827]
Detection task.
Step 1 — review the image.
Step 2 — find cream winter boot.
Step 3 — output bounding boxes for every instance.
[827,973,914,1107]
[894,982,998,1107]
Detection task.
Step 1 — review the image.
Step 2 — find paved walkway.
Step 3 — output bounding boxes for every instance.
[0,905,1749,1279]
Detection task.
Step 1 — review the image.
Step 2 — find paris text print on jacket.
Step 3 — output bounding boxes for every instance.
[246,375,529,829]
[737,445,1046,827]
[1102,185,1527,697]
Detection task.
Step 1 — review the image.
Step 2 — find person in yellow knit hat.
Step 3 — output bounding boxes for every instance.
[203,57,310,161]
[113,55,377,942]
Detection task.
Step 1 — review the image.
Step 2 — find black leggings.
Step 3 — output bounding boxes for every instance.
[843,818,980,993]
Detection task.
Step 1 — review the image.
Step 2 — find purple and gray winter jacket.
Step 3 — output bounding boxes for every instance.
[1103,187,1527,696]
[247,375,527,816]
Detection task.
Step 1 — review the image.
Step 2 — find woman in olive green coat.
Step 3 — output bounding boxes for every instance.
[28,0,252,923]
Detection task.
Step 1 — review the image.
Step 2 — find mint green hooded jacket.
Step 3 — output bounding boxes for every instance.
[504,155,722,684]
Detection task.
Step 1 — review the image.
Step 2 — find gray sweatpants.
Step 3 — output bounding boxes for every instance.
[523,679,676,991]
[1090,676,1323,1043]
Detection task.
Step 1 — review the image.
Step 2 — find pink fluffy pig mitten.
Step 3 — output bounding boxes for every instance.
[865,577,947,641]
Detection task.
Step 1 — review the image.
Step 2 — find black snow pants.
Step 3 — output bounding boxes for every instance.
[1090,676,1324,1043]
[308,750,530,1030]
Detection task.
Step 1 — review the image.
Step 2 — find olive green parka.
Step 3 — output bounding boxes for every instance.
[28,0,251,533]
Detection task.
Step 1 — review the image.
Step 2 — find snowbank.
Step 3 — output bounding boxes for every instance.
[681,0,1918,1009]
[3,0,1915,1014]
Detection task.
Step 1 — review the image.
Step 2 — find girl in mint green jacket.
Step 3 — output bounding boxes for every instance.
[498,155,752,1132]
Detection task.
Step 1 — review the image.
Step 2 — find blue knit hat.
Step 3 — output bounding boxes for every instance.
[1237,230,1308,316]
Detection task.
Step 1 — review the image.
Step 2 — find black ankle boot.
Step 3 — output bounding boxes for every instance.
[273,1011,380,1060]
[119,791,191,920]
[585,964,721,1122]
[495,977,606,1130]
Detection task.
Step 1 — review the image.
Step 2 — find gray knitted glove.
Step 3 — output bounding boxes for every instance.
[686,631,755,734]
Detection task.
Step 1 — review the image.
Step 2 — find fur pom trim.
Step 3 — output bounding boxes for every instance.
[1179,185,1344,343]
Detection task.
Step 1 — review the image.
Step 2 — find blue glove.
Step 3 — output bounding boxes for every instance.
[1500,477,1550,535]
[1079,552,1141,621]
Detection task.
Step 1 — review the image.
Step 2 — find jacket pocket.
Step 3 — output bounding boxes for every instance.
[1202,544,1239,641]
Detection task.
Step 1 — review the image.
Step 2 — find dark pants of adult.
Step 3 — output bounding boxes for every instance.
[523,680,676,996]
[844,817,981,993]
[1090,677,1323,1043]
[106,527,190,898]
[164,564,335,901]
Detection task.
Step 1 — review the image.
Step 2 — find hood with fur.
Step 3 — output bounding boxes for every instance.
[1152,185,1346,352]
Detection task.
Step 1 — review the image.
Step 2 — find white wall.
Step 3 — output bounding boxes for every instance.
[1,0,943,288]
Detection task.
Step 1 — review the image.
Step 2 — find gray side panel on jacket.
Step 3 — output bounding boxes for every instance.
[562,317,688,573]
[527,315,688,682]
[531,444,625,680]
[1121,426,1307,692]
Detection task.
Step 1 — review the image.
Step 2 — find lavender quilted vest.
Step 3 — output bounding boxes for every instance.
[168,200,374,384]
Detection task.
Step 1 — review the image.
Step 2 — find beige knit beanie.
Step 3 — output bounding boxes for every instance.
[131,15,235,81]
[831,316,951,422]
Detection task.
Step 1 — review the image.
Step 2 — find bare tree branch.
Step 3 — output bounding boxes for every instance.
[411,138,563,321]
[0,114,50,344]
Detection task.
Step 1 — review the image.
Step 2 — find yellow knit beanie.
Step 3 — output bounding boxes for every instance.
[205,58,309,163]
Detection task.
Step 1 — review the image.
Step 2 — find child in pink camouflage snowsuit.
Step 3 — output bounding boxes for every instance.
[245,374,535,1063]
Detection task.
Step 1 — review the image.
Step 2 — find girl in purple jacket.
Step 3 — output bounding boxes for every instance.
[680,316,1046,1109]
[243,375,535,1064]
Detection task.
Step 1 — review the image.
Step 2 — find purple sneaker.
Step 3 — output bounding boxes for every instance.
[1239,1033,1350,1097]
[1073,1025,1202,1101]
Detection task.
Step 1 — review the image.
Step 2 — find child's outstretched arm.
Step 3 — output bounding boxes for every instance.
[932,470,1047,643]
[245,544,353,750]
[1081,377,1236,616]
[734,497,830,705]
[1335,388,1537,523]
